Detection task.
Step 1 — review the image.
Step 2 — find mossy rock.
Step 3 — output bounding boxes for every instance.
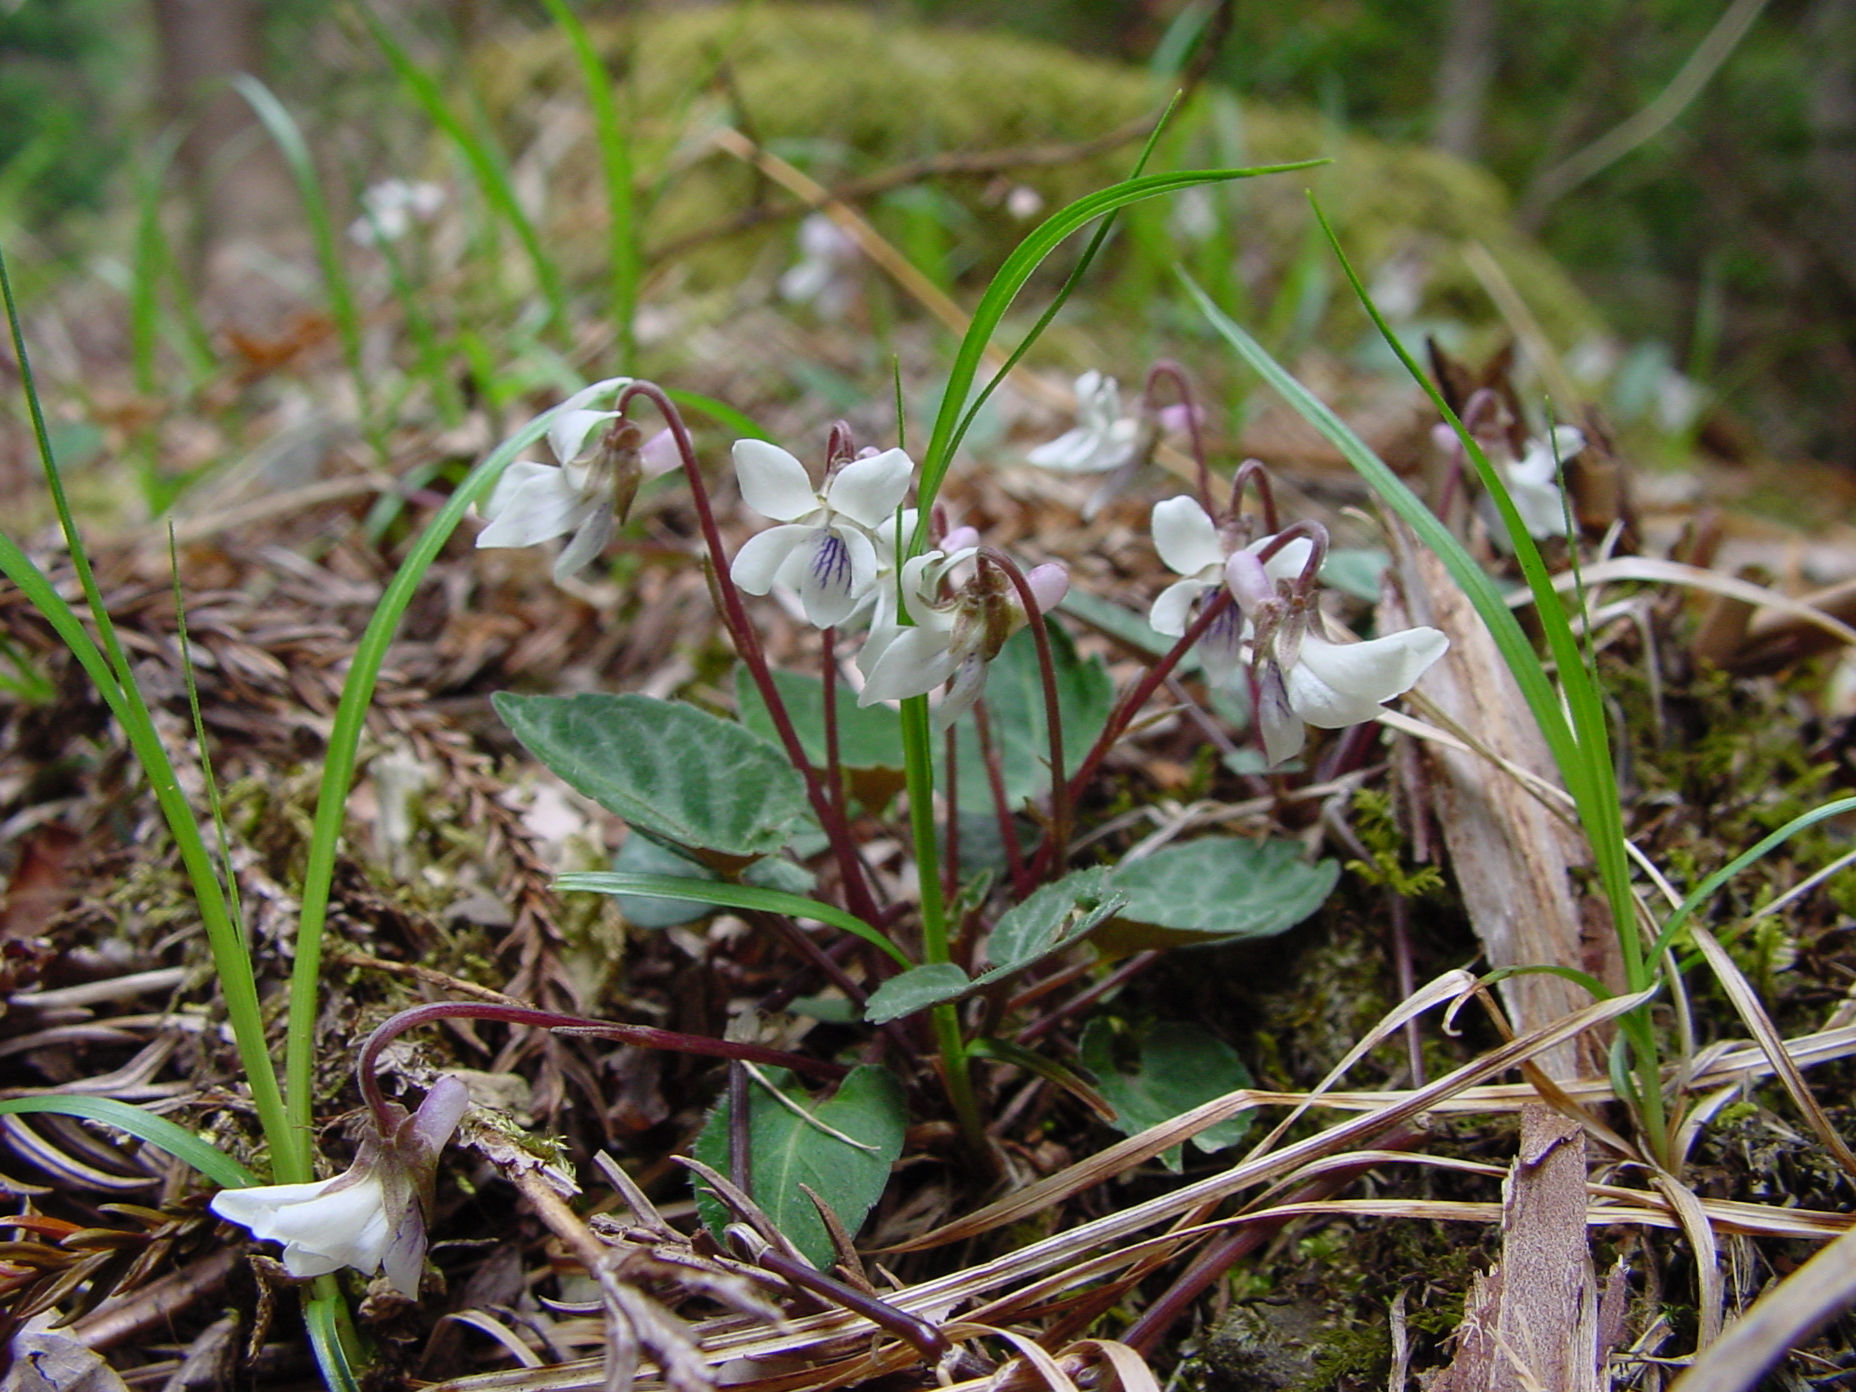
[474,5,1602,349]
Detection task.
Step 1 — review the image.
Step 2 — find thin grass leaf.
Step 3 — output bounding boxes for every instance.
[539,0,637,363]
[944,93,1184,468]
[283,381,631,1166]
[169,527,244,945]
[556,871,911,968]
[360,4,568,332]
[664,388,771,441]
[304,1286,364,1392]
[910,158,1325,542]
[0,245,293,1177]
[232,76,375,450]
[0,1098,258,1190]
[129,127,185,397]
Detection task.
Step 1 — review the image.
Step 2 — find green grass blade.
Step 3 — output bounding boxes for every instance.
[130,127,185,397]
[232,76,375,449]
[359,4,569,333]
[1649,796,1856,961]
[1184,276,1586,793]
[283,381,631,1167]
[944,93,1183,471]
[910,159,1326,542]
[0,246,291,1175]
[539,0,636,364]
[664,388,771,441]
[0,1097,258,1190]
[555,871,911,968]
[1292,201,1638,985]
[304,1286,363,1392]
[170,527,245,941]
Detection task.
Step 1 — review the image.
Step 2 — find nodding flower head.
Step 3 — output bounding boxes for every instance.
[477,379,657,581]
[210,1076,470,1297]
[1027,371,1148,476]
[1146,495,1312,685]
[1222,558,1448,768]
[858,547,1067,729]
[729,439,915,629]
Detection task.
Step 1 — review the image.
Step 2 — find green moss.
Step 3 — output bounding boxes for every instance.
[474,5,1603,351]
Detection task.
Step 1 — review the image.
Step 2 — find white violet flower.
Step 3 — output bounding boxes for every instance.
[1027,371,1147,476]
[779,213,861,318]
[476,378,651,580]
[1147,495,1313,684]
[858,548,1067,728]
[211,1076,469,1297]
[729,440,914,629]
[1502,425,1585,540]
[1225,549,1449,767]
[349,179,446,246]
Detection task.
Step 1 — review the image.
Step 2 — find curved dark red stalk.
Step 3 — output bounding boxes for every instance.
[1253,518,1330,596]
[824,420,856,468]
[1144,359,1209,514]
[1015,950,1160,1045]
[356,1002,847,1135]
[1227,458,1280,533]
[617,382,881,928]
[974,701,1029,897]
[1027,589,1236,885]
[821,627,848,835]
[978,550,1068,879]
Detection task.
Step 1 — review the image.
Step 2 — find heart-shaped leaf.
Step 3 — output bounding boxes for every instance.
[495,692,809,866]
[692,1065,906,1269]
[736,667,904,771]
[1095,837,1337,956]
[1079,1020,1254,1171]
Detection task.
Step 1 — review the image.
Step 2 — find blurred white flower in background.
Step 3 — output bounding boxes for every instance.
[349,179,446,246]
[780,213,862,318]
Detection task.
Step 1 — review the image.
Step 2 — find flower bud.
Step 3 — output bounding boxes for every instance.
[1224,549,1274,616]
[1026,562,1069,613]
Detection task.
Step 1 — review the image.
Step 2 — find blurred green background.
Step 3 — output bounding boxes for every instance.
[5,0,1851,461]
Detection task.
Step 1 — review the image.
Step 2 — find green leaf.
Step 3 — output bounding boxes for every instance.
[863,868,1124,1022]
[1320,547,1391,603]
[692,1065,906,1269]
[1096,838,1337,956]
[735,667,904,770]
[1079,1020,1254,1171]
[496,692,809,866]
[985,867,1124,971]
[864,962,973,1025]
[0,1097,259,1190]
[608,837,815,930]
[557,871,911,967]
[939,621,1113,814]
[1058,588,1199,669]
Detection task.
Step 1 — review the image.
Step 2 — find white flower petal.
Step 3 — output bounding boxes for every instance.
[548,408,619,467]
[381,1211,429,1296]
[859,627,958,704]
[1198,604,1248,686]
[1152,497,1224,578]
[734,440,820,521]
[824,449,914,529]
[1254,535,1314,584]
[211,1177,341,1230]
[730,524,810,594]
[478,462,584,548]
[1287,628,1448,728]
[552,505,613,581]
[1026,427,1099,471]
[932,653,992,730]
[1149,577,1208,637]
[796,525,878,629]
[1257,666,1307,766]
[1505,472,1571,538]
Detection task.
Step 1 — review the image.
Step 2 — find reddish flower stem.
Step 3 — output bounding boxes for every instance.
[617,382,881,928]
[1144,359,1209,515]
[356,1002,847,1135]
[978,549,1068,881]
